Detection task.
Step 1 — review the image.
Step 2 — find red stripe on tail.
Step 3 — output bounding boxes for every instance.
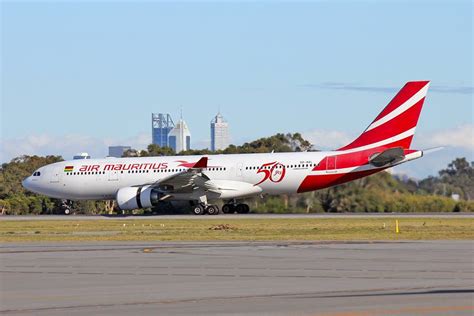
[338,81,430,151]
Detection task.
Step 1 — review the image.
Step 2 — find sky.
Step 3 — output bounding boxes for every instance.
[1,1,473,178]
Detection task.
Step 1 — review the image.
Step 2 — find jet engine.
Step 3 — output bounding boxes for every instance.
[116,185,163,210]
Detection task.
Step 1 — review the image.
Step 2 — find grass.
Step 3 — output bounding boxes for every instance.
[0,218,473,242]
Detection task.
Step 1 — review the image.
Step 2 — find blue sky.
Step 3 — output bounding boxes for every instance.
[1,1,473,178]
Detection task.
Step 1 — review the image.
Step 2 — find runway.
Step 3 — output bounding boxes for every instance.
[2,213,473,221]
[1,241,473,315]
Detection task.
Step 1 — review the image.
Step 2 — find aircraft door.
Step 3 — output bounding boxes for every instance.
[108,170,119,181]
[326,156,337,173]
[50,166,61,183]
[236,163,244,177]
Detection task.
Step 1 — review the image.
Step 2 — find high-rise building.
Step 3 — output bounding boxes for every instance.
[168,118,191,153]
[210,112,229,151]
[108,146,131,158]
[151,113,174,148]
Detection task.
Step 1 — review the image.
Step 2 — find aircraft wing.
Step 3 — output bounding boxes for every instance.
[135,156,261,200]
[144,157,210,194]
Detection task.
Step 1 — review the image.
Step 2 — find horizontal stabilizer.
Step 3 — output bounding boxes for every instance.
[369,147,405,167]
[422,147,444,155]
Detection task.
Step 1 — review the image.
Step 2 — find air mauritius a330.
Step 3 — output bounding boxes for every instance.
[23,81,434,215]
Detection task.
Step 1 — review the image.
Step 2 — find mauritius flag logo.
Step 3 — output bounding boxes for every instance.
[64,166,74,173]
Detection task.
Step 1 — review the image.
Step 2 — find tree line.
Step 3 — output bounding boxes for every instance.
[1,133,473,214]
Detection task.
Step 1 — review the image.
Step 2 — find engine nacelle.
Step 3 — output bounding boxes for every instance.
[116,185,162,210]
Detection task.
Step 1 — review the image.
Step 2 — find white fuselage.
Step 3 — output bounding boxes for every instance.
[23,151,328,201]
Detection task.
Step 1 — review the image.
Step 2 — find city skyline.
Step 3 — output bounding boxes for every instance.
[1,1,472,178]
[150,111,231,152]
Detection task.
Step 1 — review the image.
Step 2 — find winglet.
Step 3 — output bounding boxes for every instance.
[192,157,208,169]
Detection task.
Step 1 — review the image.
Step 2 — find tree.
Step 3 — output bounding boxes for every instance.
[419,157,473,200]
[0,155,63,214]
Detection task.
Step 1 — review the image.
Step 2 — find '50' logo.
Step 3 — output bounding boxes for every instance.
[255,162,286,185]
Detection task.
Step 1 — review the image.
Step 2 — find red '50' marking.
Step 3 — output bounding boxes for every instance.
[255,162,286,185]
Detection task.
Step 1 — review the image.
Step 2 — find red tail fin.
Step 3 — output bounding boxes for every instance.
[338,81,430,152]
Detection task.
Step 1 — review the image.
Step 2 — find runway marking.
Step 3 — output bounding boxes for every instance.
[1,269,472,282]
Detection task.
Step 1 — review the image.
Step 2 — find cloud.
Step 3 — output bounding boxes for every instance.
[302,129,353,149]
[302,82,474,94]
[416,124,474,151]
[0,133,151,163]
[393,146,473,179]
[302,125,474,152]
[2,126,471,180]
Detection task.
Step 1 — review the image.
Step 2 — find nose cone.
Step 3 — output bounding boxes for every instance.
[22,177,31,190]
[22,176,39,194]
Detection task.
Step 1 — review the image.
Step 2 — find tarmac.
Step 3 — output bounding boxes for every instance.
[1,241,473,315]
[1,213,473,220]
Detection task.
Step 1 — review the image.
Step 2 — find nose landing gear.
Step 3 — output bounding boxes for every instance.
[60,199,72,215]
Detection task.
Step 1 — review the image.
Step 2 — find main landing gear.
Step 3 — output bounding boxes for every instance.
[192,204,220,216]
[222,203,250,214]
[191,203,250,215]
[191,197,250,215]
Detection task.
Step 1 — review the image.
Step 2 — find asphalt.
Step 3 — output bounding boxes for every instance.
[1,241,473,315]
[1,213,473,221]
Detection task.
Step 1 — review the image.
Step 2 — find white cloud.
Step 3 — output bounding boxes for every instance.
[417,124,474,151]
[2,125,472,180]
[0,132,151,163]
[302,125,474,152]
[302,129,353,150]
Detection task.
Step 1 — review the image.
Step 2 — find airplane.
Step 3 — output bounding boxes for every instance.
[23,81,431,215]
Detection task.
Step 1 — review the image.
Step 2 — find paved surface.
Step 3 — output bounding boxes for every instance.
[0,241,473,315]
[2,213,473,221]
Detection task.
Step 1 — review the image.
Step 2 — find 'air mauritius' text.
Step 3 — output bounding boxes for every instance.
[78,163,169,172]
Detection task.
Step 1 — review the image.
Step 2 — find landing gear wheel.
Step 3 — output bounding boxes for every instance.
[206,205,219,215]
[236,204,250,214]
[192,204,205,215]
[60,200,72,215]
[222,204,234,214]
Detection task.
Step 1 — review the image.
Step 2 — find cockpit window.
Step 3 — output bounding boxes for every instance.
[33,171,41,176]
